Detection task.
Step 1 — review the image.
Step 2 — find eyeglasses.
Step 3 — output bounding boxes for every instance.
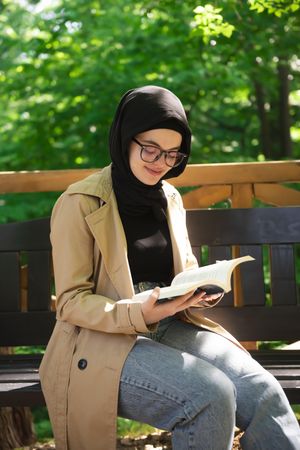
[133,138,187,168]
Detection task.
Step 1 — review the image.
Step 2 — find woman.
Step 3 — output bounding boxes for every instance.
[40,85,300,450]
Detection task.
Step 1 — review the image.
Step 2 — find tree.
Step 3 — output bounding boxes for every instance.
[1,0,299,176]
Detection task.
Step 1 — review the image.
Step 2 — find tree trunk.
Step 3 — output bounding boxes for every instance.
[278,59,293,158]
[0,348,36,449]
[0,407,36,449]
[253,80,272,158]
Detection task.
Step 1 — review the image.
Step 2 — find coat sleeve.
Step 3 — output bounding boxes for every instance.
[50,192,150,334]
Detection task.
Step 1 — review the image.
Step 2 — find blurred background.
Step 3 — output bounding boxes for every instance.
[0,0,299,222]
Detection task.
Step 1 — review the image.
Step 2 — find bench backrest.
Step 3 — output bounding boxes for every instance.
[0,217,55,346]
[187,207,300,341]
[0,207,299,347]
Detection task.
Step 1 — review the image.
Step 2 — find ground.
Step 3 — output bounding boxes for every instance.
[27,431,243,449]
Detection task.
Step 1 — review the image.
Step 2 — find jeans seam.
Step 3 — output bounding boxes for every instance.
[120,374,212,424]
[120,375,186,406]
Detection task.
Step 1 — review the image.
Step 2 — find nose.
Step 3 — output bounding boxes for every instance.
[152,152,168,168]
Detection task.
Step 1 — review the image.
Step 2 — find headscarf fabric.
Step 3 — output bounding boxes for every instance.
[109,85,191,220]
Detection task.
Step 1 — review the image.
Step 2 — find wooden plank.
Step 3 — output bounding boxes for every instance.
[251,350,300,364]
[0,372,39,382]
[0,354,43,367]
[171,160,300,188]
[0,218,51,252]
[208,246,233,306]
[231,183,253,208]
[239,245,265,306]
[182,185,232,208]
[254,183,300,206]
[0,311,56,346]
[186,208,300,245]
[0,169,98,194]
[202,306,300,341]
[0,386,45,407]
[270,244,298,306]
[27,251,52,311]
[0,253,20,312]
[0,161,299,194]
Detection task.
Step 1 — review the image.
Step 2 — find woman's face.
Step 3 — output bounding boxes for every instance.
[128,128,182,185]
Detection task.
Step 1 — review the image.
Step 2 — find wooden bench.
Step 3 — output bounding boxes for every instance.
[0,207,299,408]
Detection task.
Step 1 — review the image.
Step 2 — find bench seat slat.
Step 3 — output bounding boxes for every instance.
[262,372,300,379]
[0,385,45,407]
[0,373,40,382]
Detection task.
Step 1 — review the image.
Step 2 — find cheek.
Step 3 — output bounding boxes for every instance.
[128,147,137,171]
[128,147,142,179]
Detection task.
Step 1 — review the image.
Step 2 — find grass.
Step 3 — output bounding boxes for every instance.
[117,418,157,437]
[293,405,300,421]
[31,407,53,442]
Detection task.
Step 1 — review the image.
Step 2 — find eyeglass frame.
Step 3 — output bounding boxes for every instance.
[132,137,187,168]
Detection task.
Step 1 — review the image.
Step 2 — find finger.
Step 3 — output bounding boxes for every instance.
[180,291,207,306]
[170,289,199,305]
[194,289,207,299]
[202,293,223,301]
[148,286,160,304]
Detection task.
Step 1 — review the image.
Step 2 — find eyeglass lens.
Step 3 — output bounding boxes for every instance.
[143,147,184,167]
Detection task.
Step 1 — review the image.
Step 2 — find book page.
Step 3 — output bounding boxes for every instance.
[132,255,254,301]
[132,282,201,302]
[172,255,254,291]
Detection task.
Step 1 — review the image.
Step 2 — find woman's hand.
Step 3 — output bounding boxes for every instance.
[140,287,222,325]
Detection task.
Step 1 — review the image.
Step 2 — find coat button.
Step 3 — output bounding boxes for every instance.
[78,358,88,370]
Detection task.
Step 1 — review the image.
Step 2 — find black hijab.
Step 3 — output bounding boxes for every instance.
[109,85,191,221]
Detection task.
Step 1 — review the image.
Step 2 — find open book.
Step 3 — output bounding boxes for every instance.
[133,255,254,302]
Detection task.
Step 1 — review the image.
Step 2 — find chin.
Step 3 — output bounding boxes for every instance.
[142,178,160,186]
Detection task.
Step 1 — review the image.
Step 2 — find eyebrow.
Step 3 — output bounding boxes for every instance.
[140,139,181,152]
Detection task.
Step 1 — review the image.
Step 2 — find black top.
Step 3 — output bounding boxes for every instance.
[120,210,173,284]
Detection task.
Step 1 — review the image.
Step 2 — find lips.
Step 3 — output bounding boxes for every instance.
[145,166,163,177]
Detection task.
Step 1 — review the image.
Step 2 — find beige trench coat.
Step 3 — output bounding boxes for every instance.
[39,165,243,450]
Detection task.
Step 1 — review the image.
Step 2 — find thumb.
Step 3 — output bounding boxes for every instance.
[149,286,160,304]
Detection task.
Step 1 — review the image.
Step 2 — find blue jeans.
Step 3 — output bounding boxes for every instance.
[118,316,300,450]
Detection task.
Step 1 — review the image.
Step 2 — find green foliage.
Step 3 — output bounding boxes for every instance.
[31,407,53,441]
[293,404,300,420]
[14,345,45,354]
[192,4,235,42]
[248,0,300,15]
[31,408,155,441]
[117,418,156,437]
[258,340,289,349]
[0,0,299,222]
[0,192,58,223]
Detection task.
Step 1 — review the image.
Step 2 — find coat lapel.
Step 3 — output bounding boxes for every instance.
[165,190,188,276]
[85,192,135,300]
[81,172,189,300]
